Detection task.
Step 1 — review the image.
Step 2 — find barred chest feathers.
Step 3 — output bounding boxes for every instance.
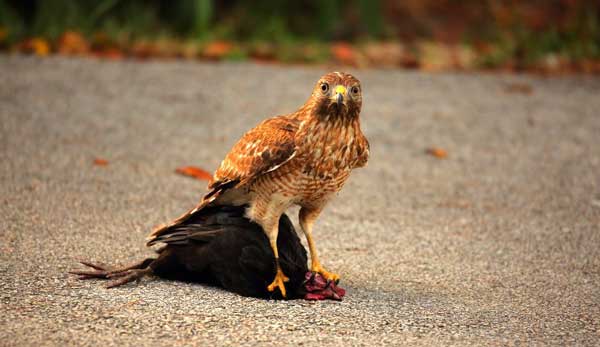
[297,116,369,181]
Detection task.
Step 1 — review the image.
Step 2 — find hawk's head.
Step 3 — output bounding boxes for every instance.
[310,72,362,119]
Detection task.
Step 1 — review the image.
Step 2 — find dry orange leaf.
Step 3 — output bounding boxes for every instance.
[0,27,7,42]
[129,40,155,59]
[95,47,124,60]
[19,37,50,56]
[363,42,404,67]
[176,166,212,181]
[203,41,233,60]
[57,31,89,55]
[93,158,109,166]
[331,42,356,65]
[426,147,448,159]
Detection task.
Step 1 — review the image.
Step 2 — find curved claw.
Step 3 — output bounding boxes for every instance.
[69,261,115,279]
[311,264,340,284]
[77,260,114,271]
[69,259,154,288]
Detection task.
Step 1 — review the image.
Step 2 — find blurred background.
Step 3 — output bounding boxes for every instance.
[1,0,599,73]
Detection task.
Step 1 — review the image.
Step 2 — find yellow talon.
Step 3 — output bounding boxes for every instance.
[267,268,290,297]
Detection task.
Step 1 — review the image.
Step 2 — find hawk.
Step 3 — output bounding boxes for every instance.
[147,72,369,297]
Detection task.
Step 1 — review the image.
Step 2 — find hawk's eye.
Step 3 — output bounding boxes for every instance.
[351,86,360,95]
[320,83,329,93]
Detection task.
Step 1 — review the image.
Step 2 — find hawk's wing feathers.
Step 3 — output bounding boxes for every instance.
[147,115,299,246]
[211,115,299,188]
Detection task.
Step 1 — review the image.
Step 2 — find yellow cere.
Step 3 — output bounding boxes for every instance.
[335,85,347,95]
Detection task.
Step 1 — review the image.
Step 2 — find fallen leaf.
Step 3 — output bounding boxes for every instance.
[248,42,276,61]
[331,42,356,65]
[18,37,50,56]
[90,32,114,50]
[400,50,420,69]
[419,41,453,71]
[203,41,233,60]
[179,41,200,60]
[363,42,404,67]
[504,82,533,95]
[426,147,448,159]
[94,158,109,166]
[129,40,155,59]
[176,166,212,181]
[94,47,124,60]
[152,38,179,59]
[57,31,89,55]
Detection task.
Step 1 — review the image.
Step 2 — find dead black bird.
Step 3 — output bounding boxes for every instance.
[70,205,345,300]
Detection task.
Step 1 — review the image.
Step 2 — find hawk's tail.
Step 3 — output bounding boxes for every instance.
[146,181,237,246]
[146,204,250,246]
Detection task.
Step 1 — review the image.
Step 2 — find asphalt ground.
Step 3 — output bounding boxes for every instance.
[1,56,599,346]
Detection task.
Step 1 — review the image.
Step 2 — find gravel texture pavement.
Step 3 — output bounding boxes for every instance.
[1,56,599,346]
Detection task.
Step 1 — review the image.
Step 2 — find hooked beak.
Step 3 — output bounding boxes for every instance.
[334,85,346,107]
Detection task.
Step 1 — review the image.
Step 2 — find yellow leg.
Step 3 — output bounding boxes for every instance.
[266,228,289,297]
[299,207,340,282]
[250,197,292,297]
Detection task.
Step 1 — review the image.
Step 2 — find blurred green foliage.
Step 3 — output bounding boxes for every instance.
[0,0,599,68]
[0,0,385,42]
[0,0,216,40]
[475,1,600,68]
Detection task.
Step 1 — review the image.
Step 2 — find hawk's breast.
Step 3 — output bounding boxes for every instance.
[247,114,368,208]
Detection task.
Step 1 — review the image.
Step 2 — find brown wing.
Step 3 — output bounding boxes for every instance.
[354,133,370,168]
[210,115,299,189]
[147,115,300,246]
